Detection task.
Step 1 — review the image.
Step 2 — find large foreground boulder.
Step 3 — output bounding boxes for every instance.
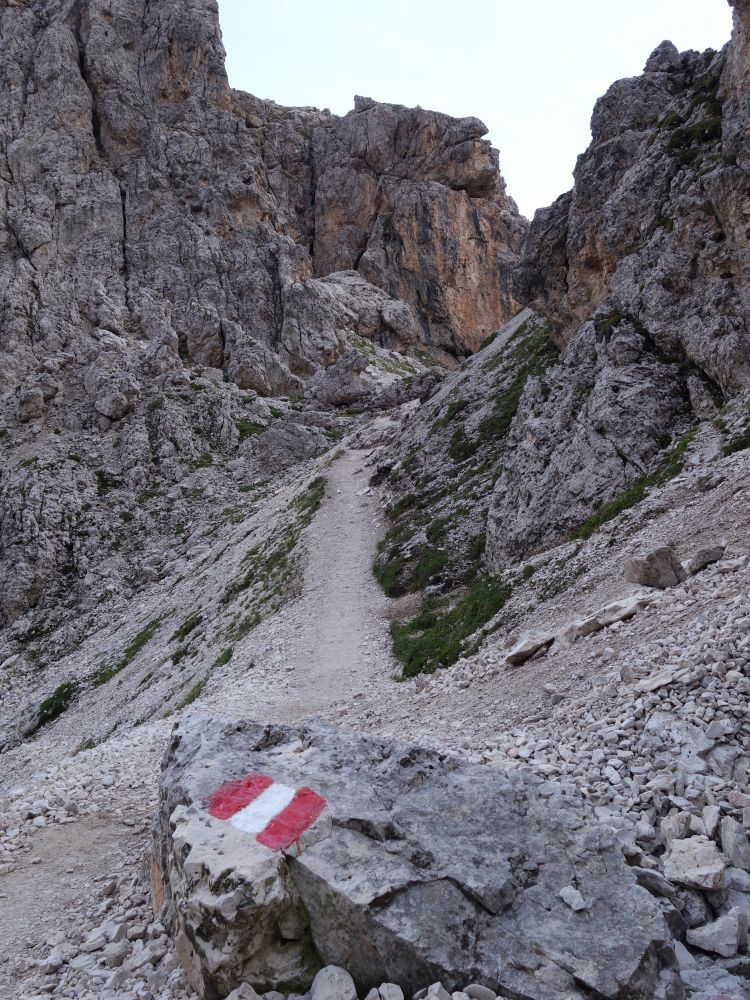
[152,718,680,1000]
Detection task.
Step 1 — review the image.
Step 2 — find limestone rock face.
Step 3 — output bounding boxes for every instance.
[312,98,526,358]
[486,2,750,566]
[153,716,679,1000]
[0,0,524,623]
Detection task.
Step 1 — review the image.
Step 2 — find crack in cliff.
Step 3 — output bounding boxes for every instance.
[119,183,130,288]
[308,129,318,260]
[71,1,104,159]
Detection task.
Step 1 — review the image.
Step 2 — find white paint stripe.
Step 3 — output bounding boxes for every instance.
[229,782,296,834]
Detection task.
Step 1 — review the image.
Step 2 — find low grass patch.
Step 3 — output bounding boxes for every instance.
[724,423,750,456]
[171,612,203,643]
[95,470,120,496]
[390,493,420,519]
[30,680,80,733]
[176,677,207,708]
[426,516,453,544]
[293,477,326,524]
[477,324,558,447]
[391,576,512,677]
[95,618,162,685]
[233,612,261,641]
[410,546,449,591]
[221,482,326,610]
[430,398,469,435]
[449,428,479,463]
[215,647,233,667]
[236,419,265,439]
[573,431,695,540]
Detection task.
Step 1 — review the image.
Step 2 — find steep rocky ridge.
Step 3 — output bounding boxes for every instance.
[484,3,750,565]
[368,1,750,681]
[0,0,523,625]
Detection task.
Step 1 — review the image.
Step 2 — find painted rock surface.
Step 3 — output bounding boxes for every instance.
[153,717,679,1000]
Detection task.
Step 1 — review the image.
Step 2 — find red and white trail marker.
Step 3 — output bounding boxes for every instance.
[207,774,326,852]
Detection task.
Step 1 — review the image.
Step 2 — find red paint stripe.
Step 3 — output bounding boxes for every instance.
[256,787,326,851]
[207,774,273,820]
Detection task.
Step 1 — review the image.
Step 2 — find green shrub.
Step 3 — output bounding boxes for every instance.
[215,647,233,667]
[190,453,213,470]
[391,576,512,677]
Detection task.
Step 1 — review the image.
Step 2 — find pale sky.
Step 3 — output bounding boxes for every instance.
[217,1,733,218]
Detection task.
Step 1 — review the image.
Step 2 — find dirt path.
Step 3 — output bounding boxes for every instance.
[0,818,144,997]
[209,444,398,722]
[273,447,395,718]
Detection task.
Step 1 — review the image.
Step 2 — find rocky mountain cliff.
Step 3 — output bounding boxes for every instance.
[0,0,523,625]
[486,4,750,565]
[364,0,750,677]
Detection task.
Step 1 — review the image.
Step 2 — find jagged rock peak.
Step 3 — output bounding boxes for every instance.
[644,40,682,73]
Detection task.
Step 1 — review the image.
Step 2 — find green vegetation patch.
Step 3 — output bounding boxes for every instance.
[236,419,265,439]
[31,680,80,733]
[95,617,162,685]
[391,576,512,677]
[573,431,696,540]
[233,612,262,641]
[448,427,479,463]
[667,117,722,155]
[293,476,326,525]
[223,478,327,608]
[176,677,208,709]
[96,470,120,496]
[190,453,214,470]
[430,398,469,435]
[724,425,750,456]
[215,647,233,667]
[171,612,203,643]
[477,329,558,445]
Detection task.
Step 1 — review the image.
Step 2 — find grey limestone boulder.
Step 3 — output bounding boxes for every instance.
[153,717,680,1000]
[624,546,687,589]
